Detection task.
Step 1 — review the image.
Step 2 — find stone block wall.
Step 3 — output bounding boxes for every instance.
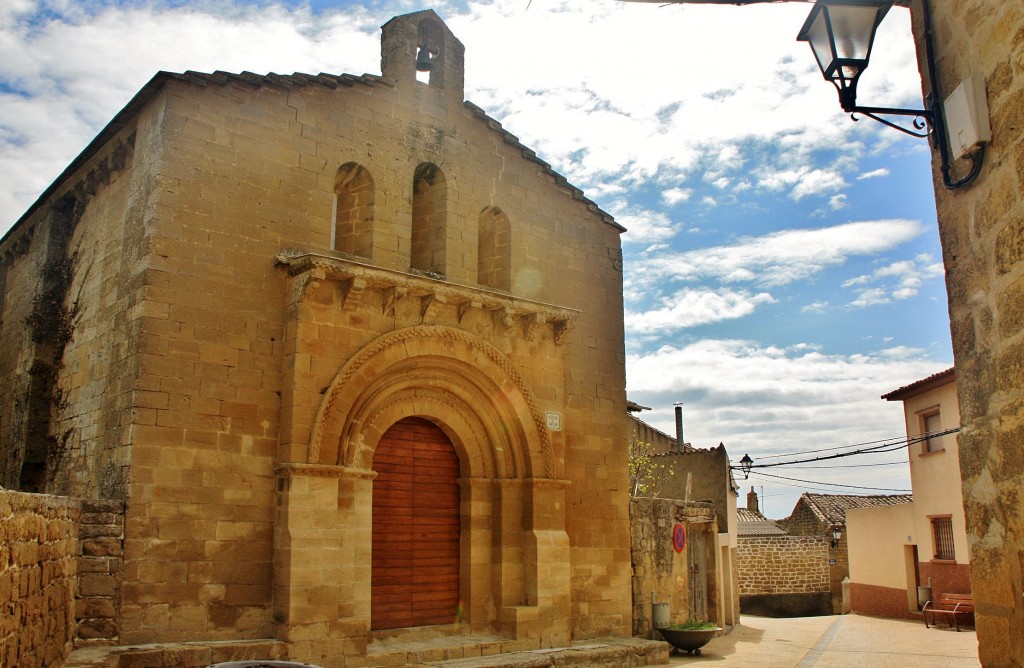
[0,489,80,667]
[76,499,125,643]
[736,535,828,595]
[630,498,719,636]
[909,0,1024,663]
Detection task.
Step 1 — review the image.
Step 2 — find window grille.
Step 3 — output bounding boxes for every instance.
[932,517,955,560]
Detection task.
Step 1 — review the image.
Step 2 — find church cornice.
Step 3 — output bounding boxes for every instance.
[275,252,579,346]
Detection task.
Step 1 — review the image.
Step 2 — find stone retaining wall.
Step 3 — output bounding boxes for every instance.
[0,489,80,666]
[736,535,828,595]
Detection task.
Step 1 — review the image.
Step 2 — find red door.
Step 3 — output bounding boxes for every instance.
[371,417,461,629]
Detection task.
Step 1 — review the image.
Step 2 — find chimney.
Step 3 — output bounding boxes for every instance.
[747,487,759,513]
[674,403,684,449]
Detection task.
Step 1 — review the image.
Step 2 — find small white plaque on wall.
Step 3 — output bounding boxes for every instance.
[545,412,562,431]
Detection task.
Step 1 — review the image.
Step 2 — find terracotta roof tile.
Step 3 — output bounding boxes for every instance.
[795,493,913,526]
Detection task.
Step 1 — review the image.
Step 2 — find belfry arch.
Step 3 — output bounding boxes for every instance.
[275,325,572,645]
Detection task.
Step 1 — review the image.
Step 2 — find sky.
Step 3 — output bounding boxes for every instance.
[0,0,954,517]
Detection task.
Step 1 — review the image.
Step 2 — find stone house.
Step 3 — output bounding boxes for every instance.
[0,10,637,665]
[779,493,912,615]
[847,368,970,619]
[626,409,740,628]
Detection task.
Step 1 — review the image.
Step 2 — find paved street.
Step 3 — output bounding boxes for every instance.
[666,615,981,667]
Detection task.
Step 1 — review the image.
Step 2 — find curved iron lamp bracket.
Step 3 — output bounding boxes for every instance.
[849,106,931,139]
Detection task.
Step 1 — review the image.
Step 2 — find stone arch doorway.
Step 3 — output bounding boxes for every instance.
[371,416,460,630]
[276,325,572,649]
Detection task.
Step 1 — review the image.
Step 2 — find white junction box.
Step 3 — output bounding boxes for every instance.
[943,75,992,160]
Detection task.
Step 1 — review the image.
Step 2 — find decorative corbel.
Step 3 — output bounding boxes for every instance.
[458,299,481,323]
[551,316,576,346]
[382,286,408,317]
[520,312,545,342]
[420,292,447,321]
[340,276,367,309]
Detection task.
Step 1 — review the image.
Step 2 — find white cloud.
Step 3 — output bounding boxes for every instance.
[629,219,926,290]
[802,301,828,314]
[857,167,891,180]
[661,187,693,206]
[626,288,775,333]
[843,255,945,306]
[612,202,683,245]
[829,194,848,210]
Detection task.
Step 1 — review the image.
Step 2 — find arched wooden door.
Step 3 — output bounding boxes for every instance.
[371,417,461,629]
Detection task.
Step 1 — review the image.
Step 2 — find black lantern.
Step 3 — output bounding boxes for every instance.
[797,0,891,113]
[831,524,843,548]
[739,454,753,480]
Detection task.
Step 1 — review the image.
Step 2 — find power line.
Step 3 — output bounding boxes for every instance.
[749,469,911,493]
[787,459,906,469]
[734,428,959,470]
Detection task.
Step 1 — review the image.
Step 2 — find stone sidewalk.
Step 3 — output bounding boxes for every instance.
[664,614,980,667]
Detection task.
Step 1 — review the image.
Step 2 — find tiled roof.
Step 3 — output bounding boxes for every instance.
[737,508,787,536]
[7,67,621,243]
[737,508,767,522]
[881,367,955,401]
[796,493,913,526]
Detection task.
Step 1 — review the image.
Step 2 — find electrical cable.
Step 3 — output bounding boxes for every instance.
[733,427,959,470]
[749,469,911,493]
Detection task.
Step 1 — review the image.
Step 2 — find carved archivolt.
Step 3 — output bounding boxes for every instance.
[308,325,554,478]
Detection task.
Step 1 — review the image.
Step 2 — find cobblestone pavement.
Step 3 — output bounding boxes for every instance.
[664,614,981,667]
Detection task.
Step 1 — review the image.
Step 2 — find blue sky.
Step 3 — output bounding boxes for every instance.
[0,0,953,517]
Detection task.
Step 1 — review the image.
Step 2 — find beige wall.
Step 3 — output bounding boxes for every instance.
[898,380,970,566]
[847,503,915,591]
[908,0,1024,660]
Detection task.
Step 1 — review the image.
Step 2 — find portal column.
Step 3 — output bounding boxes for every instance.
[273,464,375,662]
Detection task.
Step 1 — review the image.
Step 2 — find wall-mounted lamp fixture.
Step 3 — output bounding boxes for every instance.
[738,454,753,479]
[796,0,987,190]
[831,524,843,548]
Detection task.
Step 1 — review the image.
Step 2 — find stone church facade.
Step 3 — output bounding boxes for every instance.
[0,10,632,663]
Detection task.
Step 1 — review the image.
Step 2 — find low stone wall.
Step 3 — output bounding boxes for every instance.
[736,535,828,595]
[0,488,81,666]
[736,534,829,617]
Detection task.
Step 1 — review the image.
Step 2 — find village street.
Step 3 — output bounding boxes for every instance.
[667,615,980,667]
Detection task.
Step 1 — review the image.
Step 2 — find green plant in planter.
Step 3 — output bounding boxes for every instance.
[666,620,718,631]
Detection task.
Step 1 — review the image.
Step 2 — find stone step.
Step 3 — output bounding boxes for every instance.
[418,638,668,668]
[64,636,670,667]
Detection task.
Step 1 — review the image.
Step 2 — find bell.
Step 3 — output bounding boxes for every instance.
[415,45,433,72]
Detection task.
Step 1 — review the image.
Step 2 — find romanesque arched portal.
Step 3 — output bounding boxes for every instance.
[275,325,572,648]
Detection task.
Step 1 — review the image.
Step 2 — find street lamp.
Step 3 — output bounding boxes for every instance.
[738,454,753,479]
[831,524,843,548]
[797,0,890,115]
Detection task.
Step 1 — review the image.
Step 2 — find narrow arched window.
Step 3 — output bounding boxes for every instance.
[411,162,447,275]
[333,162,374,257]
[477,206,511,291]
